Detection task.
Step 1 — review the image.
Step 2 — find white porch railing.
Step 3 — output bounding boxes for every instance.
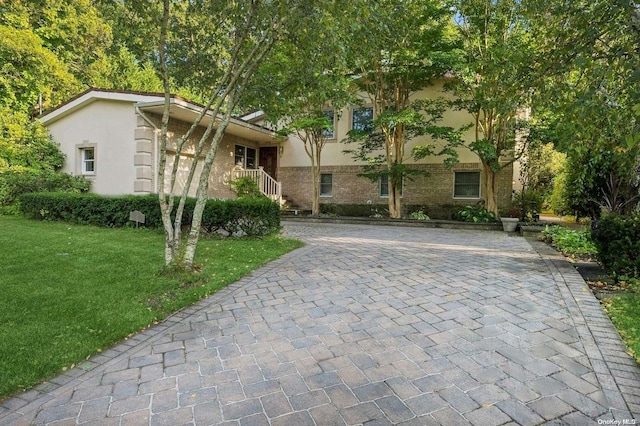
[232,166,282,202]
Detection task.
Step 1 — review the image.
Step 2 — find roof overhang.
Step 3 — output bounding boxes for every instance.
[39,88,281,144]
[136,99,278,144]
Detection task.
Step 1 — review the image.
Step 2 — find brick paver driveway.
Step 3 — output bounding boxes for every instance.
[1,222,639,425]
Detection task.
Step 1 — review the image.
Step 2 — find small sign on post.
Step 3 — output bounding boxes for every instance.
[129,210,146,228]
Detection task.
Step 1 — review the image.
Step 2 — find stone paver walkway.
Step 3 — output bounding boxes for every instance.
[1,222,639,425]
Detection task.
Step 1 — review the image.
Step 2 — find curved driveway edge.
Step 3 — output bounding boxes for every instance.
[1,222,639,425]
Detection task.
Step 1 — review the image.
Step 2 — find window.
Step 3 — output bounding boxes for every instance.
[81,148,95,175]
[380,174,402,197]
[320,173,332,196]
[454,171,481,198]
[322,110,335,139]
[351,107,374,132]
[235,145,257,169]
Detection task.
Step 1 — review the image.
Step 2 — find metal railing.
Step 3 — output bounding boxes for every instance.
[232,166,282,202]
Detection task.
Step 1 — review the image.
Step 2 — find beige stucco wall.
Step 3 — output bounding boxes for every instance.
[46,100,139,195]
[280,84,481,168]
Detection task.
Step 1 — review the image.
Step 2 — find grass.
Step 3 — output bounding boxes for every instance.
[0,216,302,399]
[602,293,640,363]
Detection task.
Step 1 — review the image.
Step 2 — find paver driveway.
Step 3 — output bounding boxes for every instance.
[1,222,639,425]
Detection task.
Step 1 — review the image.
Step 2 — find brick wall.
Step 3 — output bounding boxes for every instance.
[144,114,258,199]
[279,163,513,217]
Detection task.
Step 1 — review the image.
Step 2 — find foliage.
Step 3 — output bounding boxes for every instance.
[408,209,430,220]
[602,295,640,364]
[228,177,265,200]
[0,215,301,398]
[342,0,463,219]
[0,169,90,207]
[444,0,539,215]
[591,214,640,278]
[512,189,541,221]
[530,0,640,219]
[541,225,597,258]
[0,108,66,171]
[19,193,281,237]
[454,200,498,223]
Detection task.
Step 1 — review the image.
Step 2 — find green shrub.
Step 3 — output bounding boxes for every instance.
[591,213,640,278]
[542,225,597,258]
[228,176,264,199]
[19,193,280,237]
[0,168,90,206]
[454,201,498,223]
[408,209,430,220]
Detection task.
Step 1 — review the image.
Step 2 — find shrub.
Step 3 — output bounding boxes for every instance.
[0,168,90,206]
[228,176,264,199]
[19,193,280,237]
[454,200,498,223]
[591,213,640,278]
[541,225,597,258]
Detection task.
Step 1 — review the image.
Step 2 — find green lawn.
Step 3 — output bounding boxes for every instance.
[603,293,640,364]
[0,216,302,398]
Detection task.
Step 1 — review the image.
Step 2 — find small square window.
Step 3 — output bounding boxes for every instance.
[454,171,481,198]
[352,107,374,132]
[322,110,335,139]
[320,173,332,196]
[81,148,95,175]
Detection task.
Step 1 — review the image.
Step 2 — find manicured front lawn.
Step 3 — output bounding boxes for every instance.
[0,216,302,399]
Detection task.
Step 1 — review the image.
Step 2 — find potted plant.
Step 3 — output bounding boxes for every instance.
[500,206,521,232]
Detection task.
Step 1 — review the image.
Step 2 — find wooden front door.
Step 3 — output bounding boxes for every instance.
[259,146,278,181]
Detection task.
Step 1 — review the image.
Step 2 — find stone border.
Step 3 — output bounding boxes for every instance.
[528,238,640,420]
[283,215,503,231]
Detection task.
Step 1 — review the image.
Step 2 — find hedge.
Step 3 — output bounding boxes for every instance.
[0,169,90,206]
[591,213,640,278]
[19,193,280,237]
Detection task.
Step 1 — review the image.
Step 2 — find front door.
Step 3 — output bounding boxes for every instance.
[259,146,278,181]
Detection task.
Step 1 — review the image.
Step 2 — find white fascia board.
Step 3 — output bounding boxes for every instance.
[40,90,164,126]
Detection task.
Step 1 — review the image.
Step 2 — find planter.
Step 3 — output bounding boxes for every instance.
[500,217,519,232]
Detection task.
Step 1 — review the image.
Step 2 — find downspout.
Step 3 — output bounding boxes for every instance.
[135,106,160,193]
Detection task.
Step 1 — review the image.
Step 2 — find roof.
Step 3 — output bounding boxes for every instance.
[39,88,280,143]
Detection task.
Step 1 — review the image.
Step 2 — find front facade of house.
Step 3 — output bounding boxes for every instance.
[40,88,512,217]
[265,84,513,217]
[40,89,281,200]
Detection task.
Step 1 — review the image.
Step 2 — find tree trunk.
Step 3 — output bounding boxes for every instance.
[482,163,499,215]
[388,182,401,218]
[311,158,320,216]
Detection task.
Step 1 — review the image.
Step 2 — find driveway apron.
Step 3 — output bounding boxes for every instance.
[1,222,639,425]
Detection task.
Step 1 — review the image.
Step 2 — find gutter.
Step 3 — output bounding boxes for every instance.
[135,106,160,194]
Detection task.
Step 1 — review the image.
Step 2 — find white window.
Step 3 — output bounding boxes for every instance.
[454,171,481,198]
[81,148,95,175]
[322,110,335,139]
[351,107,374,132]
[320,173,332,196]
[380,174,402,197]
[235,145,257,169]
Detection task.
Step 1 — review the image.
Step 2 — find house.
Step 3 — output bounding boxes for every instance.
[40,88,513,218]
[39,88,281,200]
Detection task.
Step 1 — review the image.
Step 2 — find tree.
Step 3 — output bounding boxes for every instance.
[257,7,356,216]
[529,0,640,218]
[155,0,316,268]
[445,0,538,215]
[343,0,463,218]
